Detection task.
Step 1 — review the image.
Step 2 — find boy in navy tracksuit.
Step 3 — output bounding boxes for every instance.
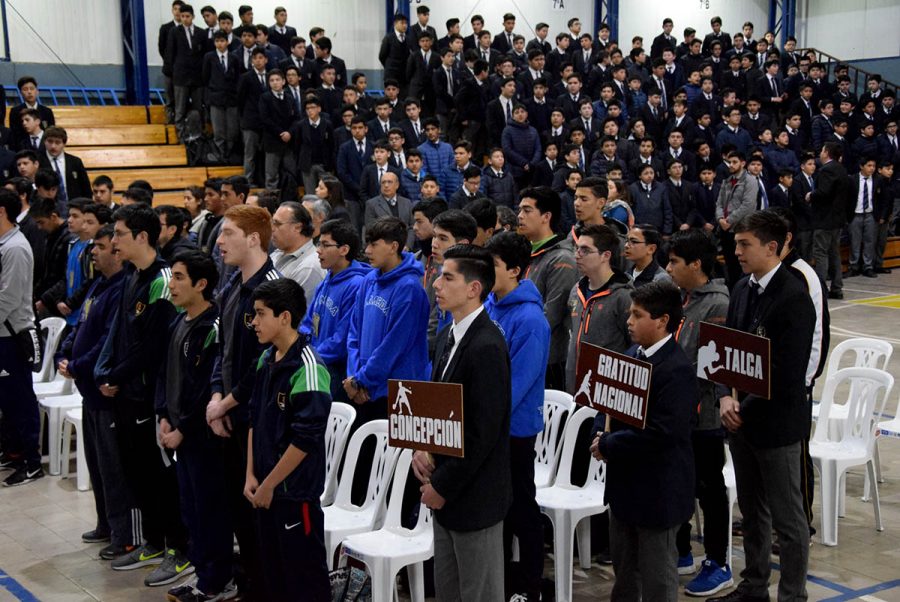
[245,279,331,601]
[300,219,370,402]
[484,232,551,601]
[157,251,236,601]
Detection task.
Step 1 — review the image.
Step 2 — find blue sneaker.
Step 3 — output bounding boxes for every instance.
[677,553,696,575]
[684,559,734,596]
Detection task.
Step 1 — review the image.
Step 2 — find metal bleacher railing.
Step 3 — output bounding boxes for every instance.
[1,86,166,106]
[801,47,898,97]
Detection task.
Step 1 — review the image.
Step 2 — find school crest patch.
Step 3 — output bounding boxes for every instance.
[135,301,146,316]
[276,392,287,411]
[244,313,254,328]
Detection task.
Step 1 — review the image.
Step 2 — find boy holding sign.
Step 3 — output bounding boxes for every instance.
[590,280,697,602]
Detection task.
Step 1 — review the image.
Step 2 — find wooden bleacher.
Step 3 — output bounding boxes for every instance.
[52,105,242,206]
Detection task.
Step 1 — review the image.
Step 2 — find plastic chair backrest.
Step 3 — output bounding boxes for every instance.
[37,317,67,381]
[322,403,357,504]
[552,406,599,488]
[813,367,894,450]
[333,419,401,512]
[826,338,893,380]
[535,390,574,473]
[381,449,431,532]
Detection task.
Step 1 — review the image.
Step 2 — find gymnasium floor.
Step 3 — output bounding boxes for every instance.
[0,273,898,601]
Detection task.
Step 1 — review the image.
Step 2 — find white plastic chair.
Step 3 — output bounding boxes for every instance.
[340,449,433,602]
[322,403,356,507]
[61,408,90,491]
[324,419,401,568]
[536,406,604,602]
[32,317,67,383]
[810,367,894,546]
[534,390,574,488]
[34,374,75,399]
[723,444,738,568]
[38,392,83,475]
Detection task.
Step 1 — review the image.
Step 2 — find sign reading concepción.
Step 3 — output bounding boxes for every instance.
[387,380,464,457]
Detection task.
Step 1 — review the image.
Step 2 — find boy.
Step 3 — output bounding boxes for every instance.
[359,141,401,202]
[591,280,697,602]
[399,149,427,202]
[445,140,476,198]
[428,210,477,354]
[449,166,485,210]
[245,279,331,600]
[158,251,236,601]
[411,197,448,268]
[665,230,733,595]
[417,118,454,194]
[483,232,550,601]
[301,220,370,403]
[481,148,517,208]
[624,224,671,286]
[57,201,111,324]
[419,175,441,201]
[259,69,297,190]
[40,126,92,206]
[464,198,497,246]
[8,76,55,150]
[203,31,241,158]
[29,196,73,318]
[19,108,46,152]
[237,48,269,186]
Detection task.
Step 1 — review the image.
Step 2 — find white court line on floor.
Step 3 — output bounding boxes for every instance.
[830,325,900,345]
[860,596,887,602]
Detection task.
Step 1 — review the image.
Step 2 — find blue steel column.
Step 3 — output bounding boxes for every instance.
[768,0,778,36]
[595,0,619,42]
[387,0,411,33]
[121,0,149,105]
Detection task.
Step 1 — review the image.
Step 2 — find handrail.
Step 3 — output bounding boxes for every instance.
[1,86,166,106]
[801,47,898,97]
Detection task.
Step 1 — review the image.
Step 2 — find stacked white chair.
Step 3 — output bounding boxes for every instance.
[534,390,575,488]
[322,403,356,506]
[60,408,89,491]
[32,317,66,384]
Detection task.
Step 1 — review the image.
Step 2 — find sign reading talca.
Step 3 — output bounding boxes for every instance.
[387,380,464,458]
[574,343,653,429]
[696,322,771,398]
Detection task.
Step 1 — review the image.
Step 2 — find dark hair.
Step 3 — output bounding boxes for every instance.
[171,250,219,300]
[95,223,114,241]
[122,187,152,206]
[320,219,361,260]
[484,231,531,281]
[252,279,306,328]
[496,205,517,231]
[519,186,561,231]
[67,197,91,214]
[155,204,188,236]
[463,165,481,180]
[733,210,788,254]
[92,174,113,190]
[28,196,59,219]
[632,223,661,249]
[821,141,843,161]
[669,228,717,276]
[280,201,315,237]
[576,223,619,255]
[81,202,113,225]
[224,175,251,199]
[433,209,477,242]
[767,206,798,249]
[6,176,32,198]
[14,149,39,164]
[364,216,407,255]
[630,280,683,333]
[34,168,60,191]
[442,244,495,302]
[127,179,154,197]
[413,197,448,222]
[0,188,22,222]
[464,198,497,232]
[113,203,162,247]
[577,176,608,199]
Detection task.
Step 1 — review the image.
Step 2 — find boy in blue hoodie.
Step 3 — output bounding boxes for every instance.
[245,278,331,601]
[300,219,371,403]
[484,231,550,601]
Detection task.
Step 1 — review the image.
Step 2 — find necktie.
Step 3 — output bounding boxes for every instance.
[483,50,489,62]
[506,100,513,123]
[245,49,250,69]
[497,170,503,178]
[651,106,657,119]
[414,122,420,137]
[358,142,365,158]
[636,349,648,362]
[446,69,453,95]
[378,166,384,182]
[259,73,265,87]
[863,178,869,211]
[584,119,590,136]
[892,136,898,152]
[399,33,405,43]
[186,27,192,49]
[508,33,513,48]
[744,280,761,330]
[31,136,38,149]
[383,123,389,135]
[435,328,456,380]
[221,54,227,71]
[758,177,769,209]
[808,175,815,191]
[771,77,778,96]
[387,196,396,207]
[53,157,67,203]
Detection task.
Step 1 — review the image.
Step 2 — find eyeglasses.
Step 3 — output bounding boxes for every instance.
[316,242,342,249]
[112,229,134,239]
[574,246,599,257]
[625,239,646,246]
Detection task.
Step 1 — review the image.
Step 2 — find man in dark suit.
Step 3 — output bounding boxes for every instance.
[808,141,850,298]
[294,97,335,194]
[379,14,411,94]
[408,5,438,52]
[158,1,185,123]
[313,37,348,88]
[433,49,459,134]
[230,28,258,74]
[166,4,206,141]
[267,6,297,55]
[455,61,491,158]
[474,31,502,71]
[755,60,787,118]
[258,70,297,191]
[592,280,697,602]
[8,77,56,153]
[712,211,815,602]
[335,117,374,230]
[359,142,402,203]
[406,32,441,116]
[638,89,667,147]
[237,48,270,186]
[203,31,241,158]
[413,244,512,602]
[485,78,518,148]
[526,23,552,56]
[39,127,91,207]
[398,99,427,149]
[279,37,316,85]
[491,13,517,54]
[650,18,677,59]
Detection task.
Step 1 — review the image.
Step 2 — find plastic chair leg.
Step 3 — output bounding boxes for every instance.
[819,460,839,547]
[369,559,393,602]
[838,472,847,518]
[408,561,425,602]
[867,460,883,532]
[61,420,73,479]
[575,517,591,569]
[550,512,574,602]
[75,422,89,491]
[726,491,736,568]
[47,408,62,476]
[874,441,883,483]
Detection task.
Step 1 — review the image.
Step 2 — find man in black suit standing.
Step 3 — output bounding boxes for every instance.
[267,6,297,55]
[237,48,269,187]
[413,244,512,602]
[710,211,815,602]
[159,1,185,124]
[433,49,459,135]
[463,15,485,51]
[526,22,551,56]
[258,69,297,191]
[294,97,335,194]
[203,31,240,159]
[409,6,438,51]
[592,280,697,602]
[166,4,206,141]
[650,18,677,60]
[39,127,91,209]
[808,141,850,298]
[380,14,411,96]
[491,13,517,54]
[406,32,440,117]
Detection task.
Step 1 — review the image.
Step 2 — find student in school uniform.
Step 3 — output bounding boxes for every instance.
[237,48,270,187]
[267,6,297,55]
[203,31,241,159]
[258,69,297,191]
[7,76,55,151]
[38,127,91,207]
[166,3,207,141]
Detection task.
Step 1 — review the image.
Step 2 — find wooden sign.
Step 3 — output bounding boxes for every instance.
[696,322,771,398]
[574,343,653,429]
[387,380,464,457]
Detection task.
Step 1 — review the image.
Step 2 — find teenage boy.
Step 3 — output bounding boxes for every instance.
[259,69,297,191]
[157,251,236,602]
[428,210,477,354]
[39,126,91,207]
[665,229,733,596]
[716,151,759,287]
[56,225,138,557]
[412,245,512,602]
[95,205,189,586]
[484,232,550,601]
[245,279,331,600]
[449,166,486,210]
[518,186,578,390]
[400,149,427,202]
[237,48,269,186]
[204,204,281,597]
[56,201,110,325]
[19,108,46,152]
[0,189,43,486]
[29,196,72,318]
[203,31,241,159]
[590,280,697,602]
[566,223,633,392]
[301,219,371,402]
[411,197,448,270]
[418,118,454,195]
[482,148,517,208]
[8,76,55,151]
[624,224,671,286]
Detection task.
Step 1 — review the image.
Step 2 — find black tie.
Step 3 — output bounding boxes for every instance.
[636,349,648,362]
[435,328,456,380]
[220,55,226,70]
[862,178,869,211]
[744,281,761,331]
[358,142,365,158]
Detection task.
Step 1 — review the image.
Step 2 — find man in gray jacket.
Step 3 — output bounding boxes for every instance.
[364,171,416,249]
[518,186,578,390]
[715,151,759,287]
[0,188,43,486]
[666,229,734,596]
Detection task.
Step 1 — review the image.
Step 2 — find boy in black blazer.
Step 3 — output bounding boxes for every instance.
[592,280,697,602]
[237,48,270,187]
[166,4,207,141]
[39,127,91,206]
[258,70,297,190]
[203,31,240,158]
[413,245,512,602]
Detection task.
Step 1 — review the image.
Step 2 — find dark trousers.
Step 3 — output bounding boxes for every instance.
[113,399,187,551]
[176,433,233,595]
[545,361,566,391]
[609,510,679,602]
[719,229,743,288]
[83,406,139,546]
[676,433,729,566]
[874,220,890,269]
[504,435,543,597]
[796,229,814,264]
[346,398,388,506]
[813,228,843,294]
[0,338,41,466]
[255,499,330,602]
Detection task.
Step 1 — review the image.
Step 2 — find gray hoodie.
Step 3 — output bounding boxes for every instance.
[676,278,730,431]
[0,227,35,337]
[526,235,578,365]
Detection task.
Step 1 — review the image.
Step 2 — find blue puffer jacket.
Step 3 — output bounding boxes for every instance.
[481,166,518,208]
[501,120,542,179]
[418,139,455,194]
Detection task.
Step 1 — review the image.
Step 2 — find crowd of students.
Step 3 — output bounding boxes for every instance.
[0,3,896,602]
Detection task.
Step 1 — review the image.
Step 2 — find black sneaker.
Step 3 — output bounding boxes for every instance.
[0,453,22,470]
[82,529,111,543]
[3,465,44,487]
[174,579,238,602]
[167,575,198,601]
[100,543,136,561]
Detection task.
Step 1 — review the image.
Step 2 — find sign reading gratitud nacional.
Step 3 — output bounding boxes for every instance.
[387,380,464,457]
[574,343,653,429]
[696,322,771,398]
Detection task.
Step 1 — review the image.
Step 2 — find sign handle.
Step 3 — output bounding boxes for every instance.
[604,414,611,433]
